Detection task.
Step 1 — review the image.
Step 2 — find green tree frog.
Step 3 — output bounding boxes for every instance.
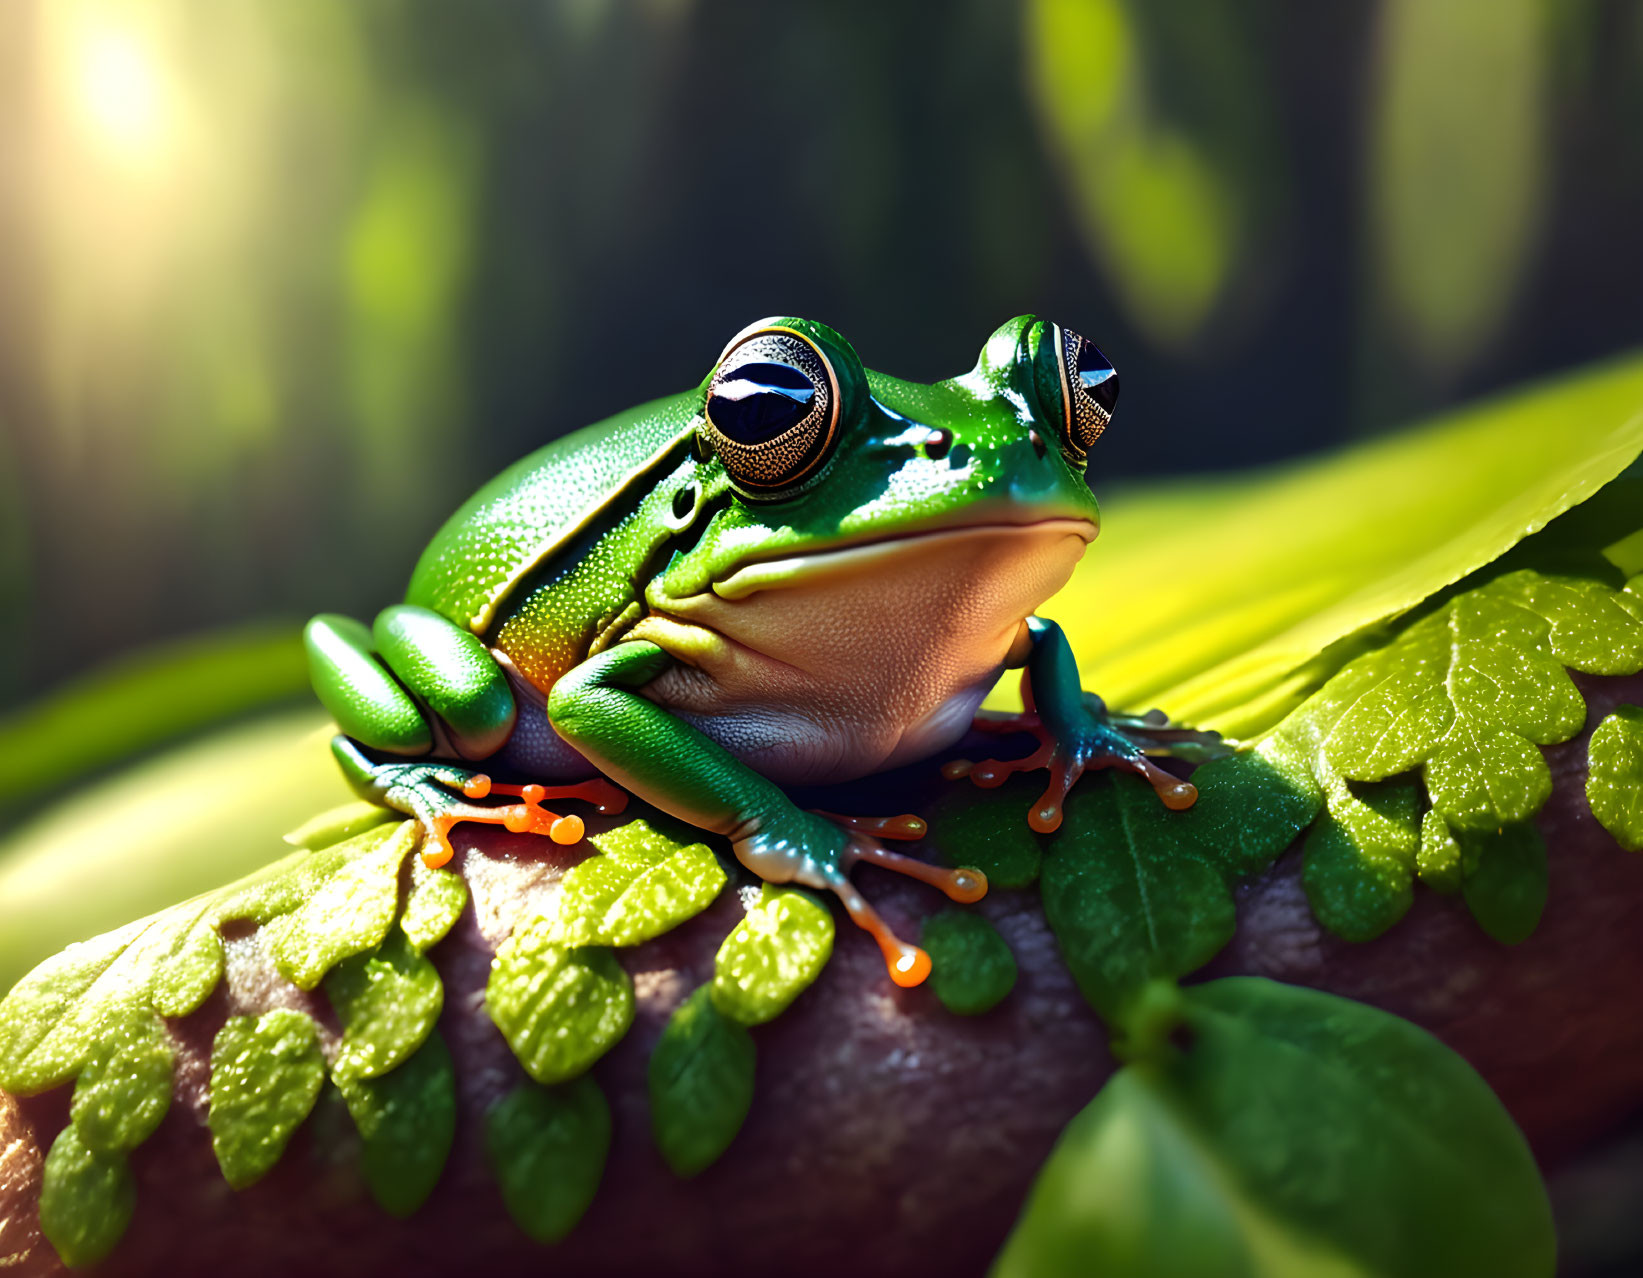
[305,316,1211,986]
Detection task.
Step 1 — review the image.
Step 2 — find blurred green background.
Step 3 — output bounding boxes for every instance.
[1,0,1642,744]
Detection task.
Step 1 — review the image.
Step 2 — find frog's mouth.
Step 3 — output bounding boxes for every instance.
[706,516,1099,601]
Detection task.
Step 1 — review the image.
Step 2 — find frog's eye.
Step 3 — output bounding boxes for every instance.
[1053,325,1119,463]
[702,327,839,495]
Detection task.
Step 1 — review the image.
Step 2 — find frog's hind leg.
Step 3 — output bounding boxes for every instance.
[329,736,627,868]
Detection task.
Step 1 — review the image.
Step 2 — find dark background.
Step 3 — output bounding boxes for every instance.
[2,0,1641,707]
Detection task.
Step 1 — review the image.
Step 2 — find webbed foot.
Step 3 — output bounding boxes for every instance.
[944,689,1227,833]
[735,809,987,988]
[330,736,627,867]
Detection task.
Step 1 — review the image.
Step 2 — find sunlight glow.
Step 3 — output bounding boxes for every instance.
[73,25,169,163]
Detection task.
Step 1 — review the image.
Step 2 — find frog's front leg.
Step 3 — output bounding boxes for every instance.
[305,607,625,866]
[547,641,986,987]
[945,616,1227,833]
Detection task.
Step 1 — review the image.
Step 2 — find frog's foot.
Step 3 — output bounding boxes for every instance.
[810,810,928,841]
[735,811,988,989]
[330,736,627,868]
[944,697,1222,833]
[825,819,987,988]
[418,775,629,869]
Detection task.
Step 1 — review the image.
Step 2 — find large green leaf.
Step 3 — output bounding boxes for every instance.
[994,979,1554,1278]
[0,707,350,993]
[1021,355,1643,738]
[0,622,310,818]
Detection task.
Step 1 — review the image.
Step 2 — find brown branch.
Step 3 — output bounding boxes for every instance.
[4,672,1642,1277]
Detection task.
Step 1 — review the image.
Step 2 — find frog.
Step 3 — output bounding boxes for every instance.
[304,315,1218,987]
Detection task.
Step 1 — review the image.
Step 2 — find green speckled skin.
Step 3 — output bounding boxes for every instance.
[406,389,703,634]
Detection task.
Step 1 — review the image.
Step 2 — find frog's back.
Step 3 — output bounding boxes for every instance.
[406,389,699,633]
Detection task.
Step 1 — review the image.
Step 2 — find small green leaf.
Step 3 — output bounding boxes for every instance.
[1461,823,1547,944]
[1167,738,1322,878]
[70,1008,173,1154]
[485,1077,611,1243]
[0,922,145,1094]
[994,978,1554,1278]
[1587,704,1643,850]
[1040,774,1235,1018]
[928,779,1046,888]
[147,917,224,1018]
[486,916,634,1085]
[208,1009,327,1189]
[650,986,755,1177]
[265,822,417,989]
[1300,776,1422,942]
[553,826,726,948]
[39,1125,136,1270]
[1316,584,1585,830]
[711,885,834,1026]
[1417,808,1463,893]
[336,1032,456,1218]
[921,911,1016,1016]
[400,855,468,953]
[325,928,443,1082]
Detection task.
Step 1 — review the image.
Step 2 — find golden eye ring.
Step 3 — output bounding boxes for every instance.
[1053,325,1119,463]
[701,326,841,495]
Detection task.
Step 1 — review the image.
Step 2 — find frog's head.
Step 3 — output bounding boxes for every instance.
[649,316,1115,682]
[658,314,1111,594]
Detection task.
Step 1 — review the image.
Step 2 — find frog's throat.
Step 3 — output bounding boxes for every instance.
[705,517,1098,601]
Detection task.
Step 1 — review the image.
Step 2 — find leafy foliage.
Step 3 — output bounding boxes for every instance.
[400,856,469,952]
[326,928,443,1082]
[69,1009,173,1154]
[554,818,726,947]
[1041,356,1643,739]
[649,986,756,1177]
[995,978,1555,1278]
[1038,747,1318,1017]
[260,823,418,989]
[38,1126,136,1271]
[711,885,834,1026]
[485,1077,611,1244]
[336,1032,456,1218]
[1276,568,1643,941]
[926,779,1045,888]
[208,1009,328,1190]
[1588,705,1643,851]
[485,916,635,1085]
[920,911,1017,1016]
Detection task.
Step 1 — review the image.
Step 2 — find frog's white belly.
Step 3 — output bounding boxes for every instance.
[630,520,1092,786]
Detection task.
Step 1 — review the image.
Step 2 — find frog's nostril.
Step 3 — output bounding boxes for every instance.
[923,428,953,461]
[1028,429,1048,460]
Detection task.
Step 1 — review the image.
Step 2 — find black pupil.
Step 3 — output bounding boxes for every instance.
[1075,340,1119,414]
[709,361,816,443]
